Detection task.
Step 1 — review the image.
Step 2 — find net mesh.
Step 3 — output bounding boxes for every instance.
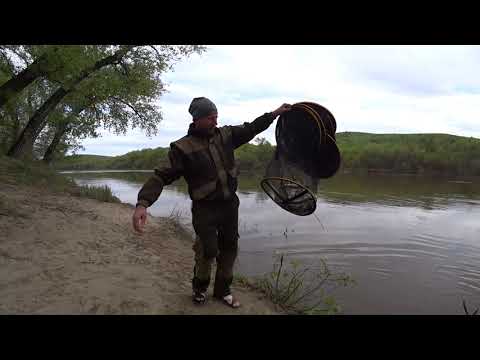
[261,102,341,216]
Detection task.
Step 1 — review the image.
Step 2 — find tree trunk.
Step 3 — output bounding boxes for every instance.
[7,46,135,159]
[42,103,87,163]
[7,88,67,158]
[0,54,49,110]
[43,123,69,164]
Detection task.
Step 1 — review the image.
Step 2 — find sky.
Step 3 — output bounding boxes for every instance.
[78,45,480,156]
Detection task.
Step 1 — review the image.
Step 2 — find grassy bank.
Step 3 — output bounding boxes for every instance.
[0,156,120,203]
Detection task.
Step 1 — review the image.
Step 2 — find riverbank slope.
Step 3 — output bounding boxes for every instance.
[0,156,280,314]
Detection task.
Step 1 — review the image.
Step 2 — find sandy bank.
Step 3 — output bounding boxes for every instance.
[0,183,281,315]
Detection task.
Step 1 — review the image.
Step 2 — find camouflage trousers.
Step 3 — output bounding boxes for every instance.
[191,194,239,298]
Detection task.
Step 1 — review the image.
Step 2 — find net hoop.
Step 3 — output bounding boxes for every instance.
[260,176,317,216]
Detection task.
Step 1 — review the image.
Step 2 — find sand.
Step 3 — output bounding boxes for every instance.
[0,183,281,315]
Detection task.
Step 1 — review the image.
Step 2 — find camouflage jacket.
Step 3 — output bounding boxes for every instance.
[136,112,276,206]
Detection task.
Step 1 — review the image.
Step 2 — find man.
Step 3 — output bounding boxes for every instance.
[132,97,291,309]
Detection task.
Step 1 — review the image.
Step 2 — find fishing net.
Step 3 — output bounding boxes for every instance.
[261,102,341,216]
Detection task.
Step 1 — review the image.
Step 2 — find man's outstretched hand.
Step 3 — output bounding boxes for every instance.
[132,205,147,233]
[272,103,292,118]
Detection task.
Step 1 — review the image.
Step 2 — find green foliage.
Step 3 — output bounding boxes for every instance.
[336,132,480,176]
[235,137,275,173]
[54,132,480,177]
[54,137,275,172]
[107,147,170,170]
[53,148,167,170]
[1,45,206,159]
[53,154,113,170]
[0,77,55,155]
[0,45,96,83]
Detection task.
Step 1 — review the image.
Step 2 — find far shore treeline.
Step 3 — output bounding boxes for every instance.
[54,132,480,177]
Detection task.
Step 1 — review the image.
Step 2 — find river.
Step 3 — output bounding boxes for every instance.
[61,170,480,314]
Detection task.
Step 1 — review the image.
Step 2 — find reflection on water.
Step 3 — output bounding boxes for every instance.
[62,170,480,314]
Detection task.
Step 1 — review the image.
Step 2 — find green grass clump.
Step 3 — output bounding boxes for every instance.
[0,155,74,191]
[73,184,121,203]
[0,155,120,203]
[255,253,355,315]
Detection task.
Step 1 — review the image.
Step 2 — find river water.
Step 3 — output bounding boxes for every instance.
[62,170,480,314]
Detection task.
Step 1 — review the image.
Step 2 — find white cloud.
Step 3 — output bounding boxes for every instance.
[77,45,480,156]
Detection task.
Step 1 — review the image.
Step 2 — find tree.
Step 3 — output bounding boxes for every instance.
[40,104,97,163]
[7,45,205,159]
[41,45,203,161]
[0,77,55,155]
[0,47,53,109]
[6,46,136,158]
[0,46,96,111]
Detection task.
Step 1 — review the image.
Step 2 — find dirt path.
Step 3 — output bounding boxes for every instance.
[0,184,281,315]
